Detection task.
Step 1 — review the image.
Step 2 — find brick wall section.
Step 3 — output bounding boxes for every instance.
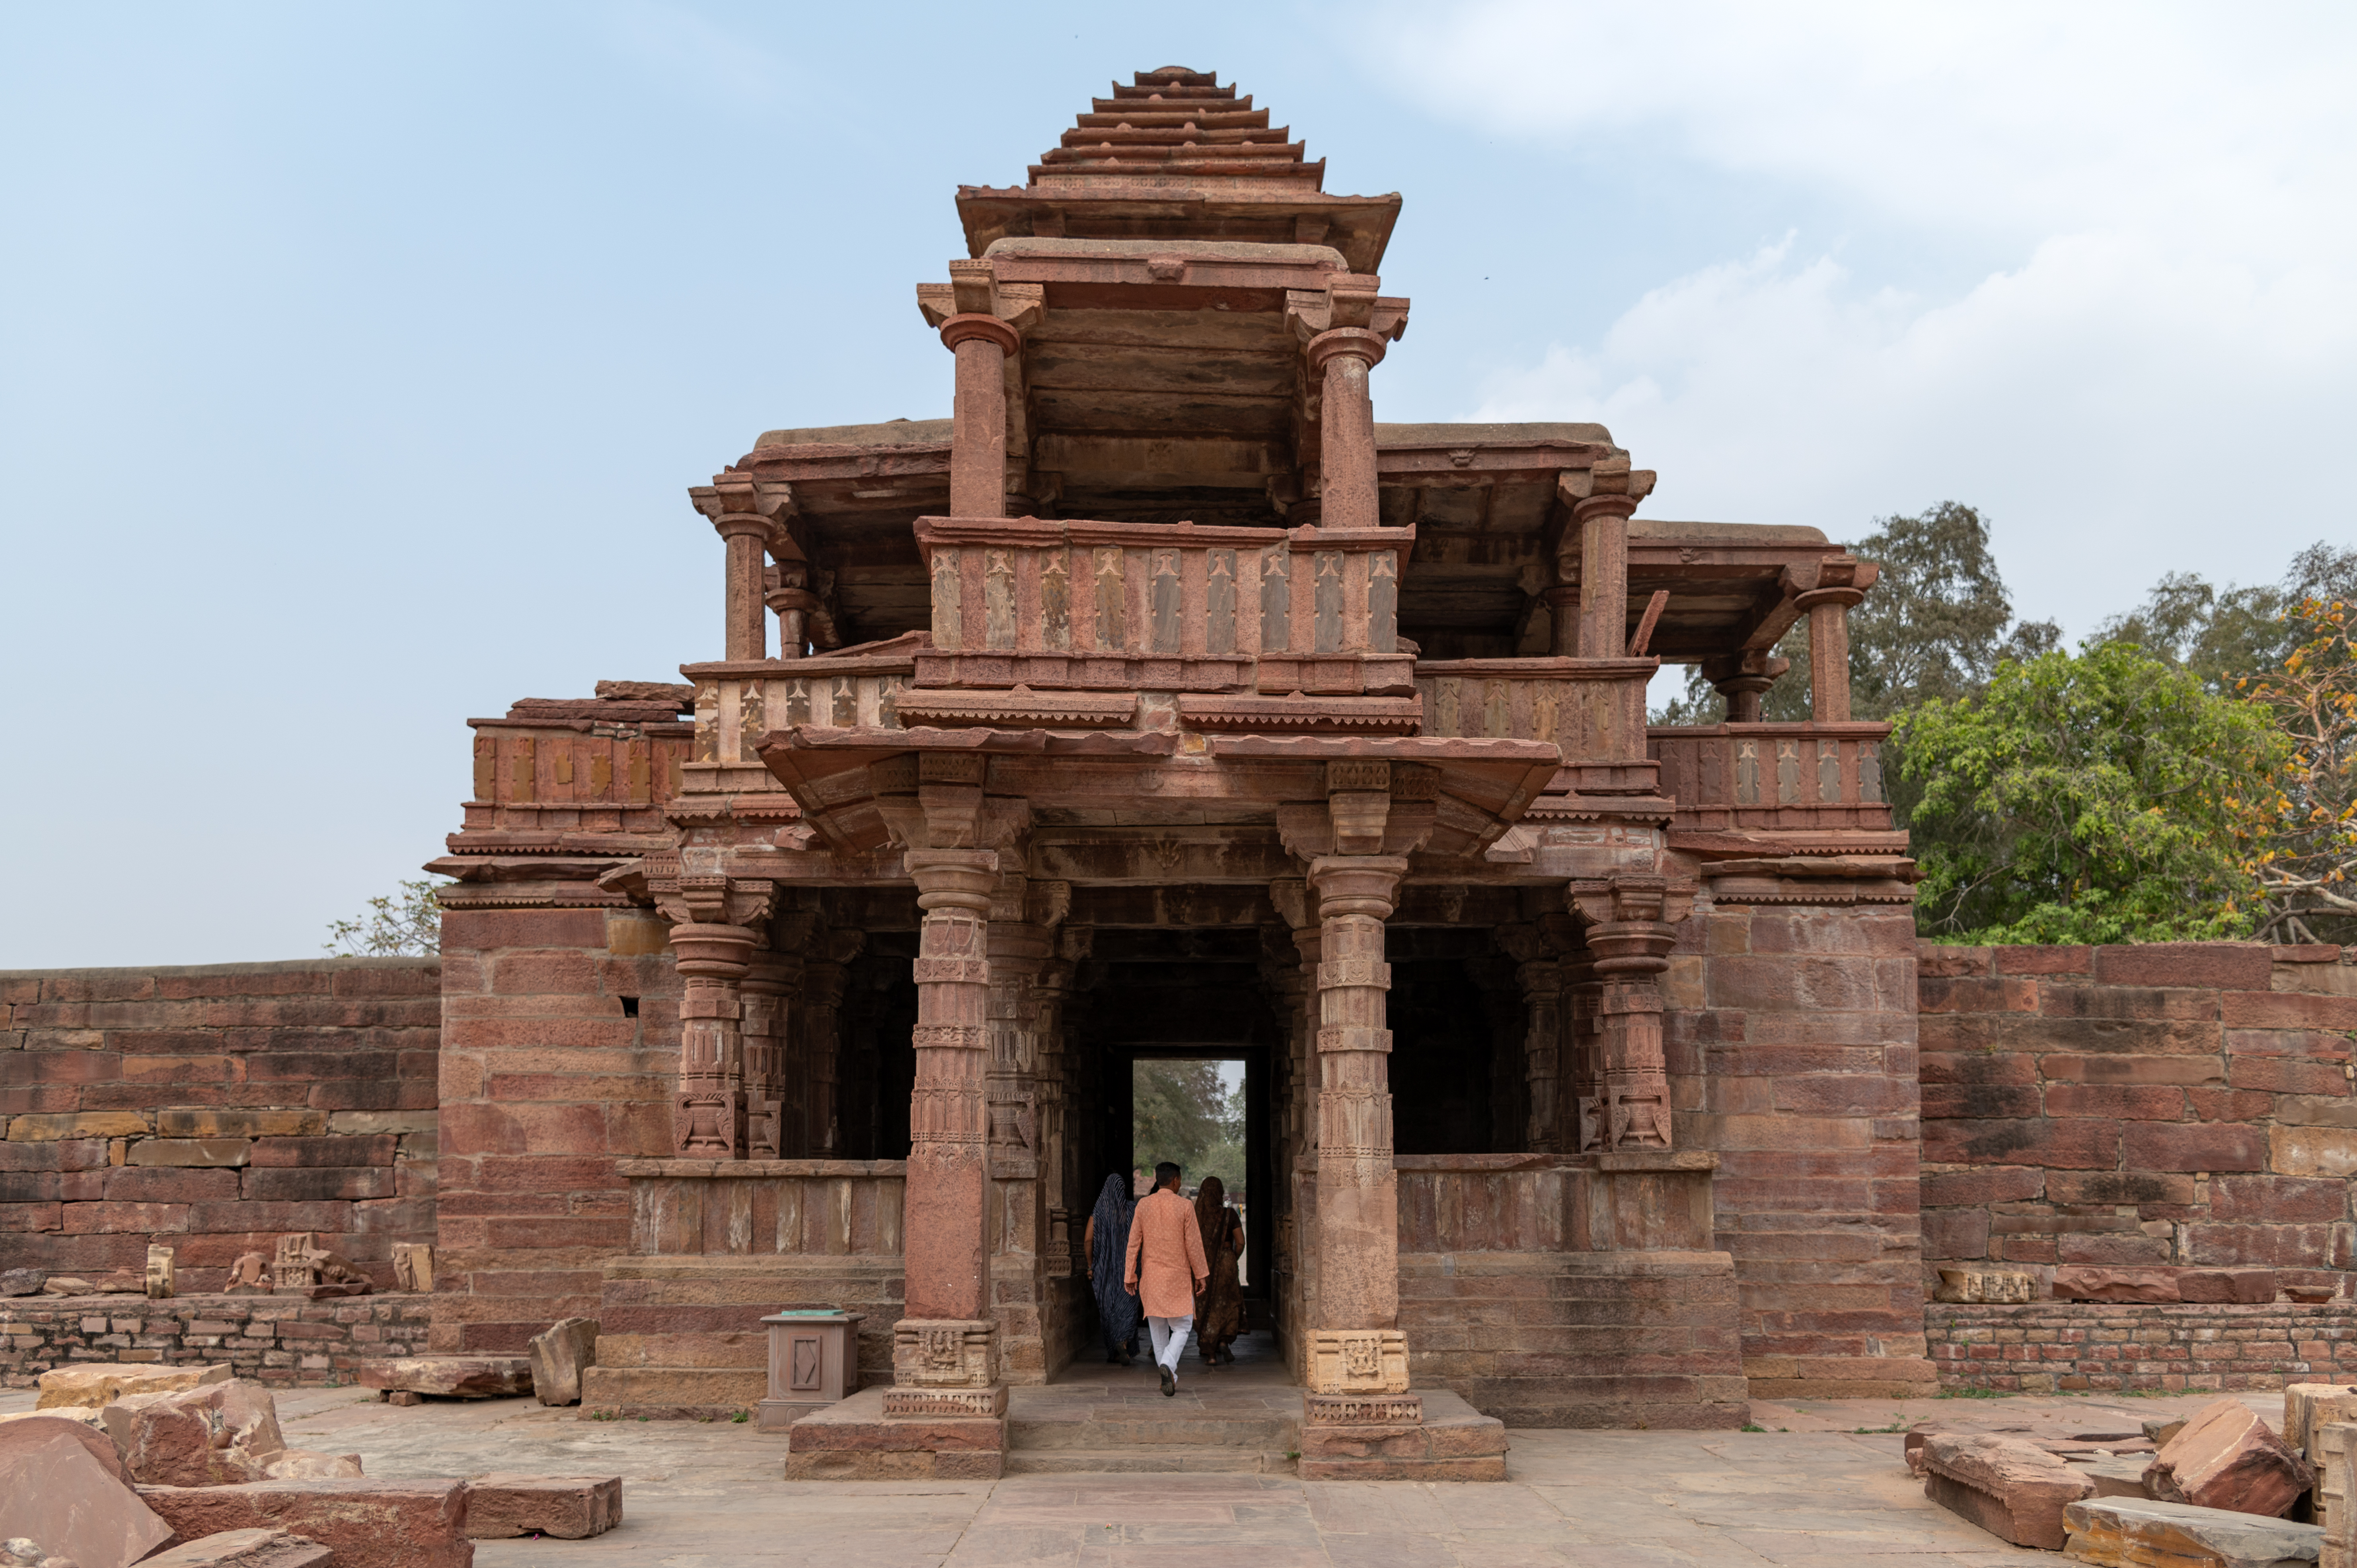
[0,960,439,1290]
[1927,1300,2357,1393]
[0,1291,432,1389]
[432,908,678,1354]
[1667,904,1934,1399]
[1919,942,2357,1291]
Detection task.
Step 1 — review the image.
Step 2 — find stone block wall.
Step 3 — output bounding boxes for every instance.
[0,1291,432,1388]
[431,907,679,1353]
[1919,943,2357,1293]
[1926,1300,2357,1393]
[0,960,439,1290]
[1666,903,1935,1399]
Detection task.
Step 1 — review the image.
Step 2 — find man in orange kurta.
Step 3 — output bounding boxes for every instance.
[1124,1161,1210,1396]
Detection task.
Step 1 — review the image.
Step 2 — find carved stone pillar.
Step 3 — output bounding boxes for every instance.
[766,541,821,662]
[1495,923,1565,1153]
[892,843,1003,1409]
[1802,587,1865,723]
[689,473,791,662]
[1306,328,1386,531]
[741,942,800,1161]
[1303,851,1413,1400]
[1568,877,1695,1153]
[1266,882,1320,1172]
[1032,925,1089,1250]
[671,923,755,1158]
[802,927,864,1157]
[1553,458,1658,660]
[984,874,1064,1383]
[1701,651,1792,724]
[942,314,1019,519]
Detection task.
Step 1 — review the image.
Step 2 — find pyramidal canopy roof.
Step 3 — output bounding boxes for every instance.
[957,67,1401,273]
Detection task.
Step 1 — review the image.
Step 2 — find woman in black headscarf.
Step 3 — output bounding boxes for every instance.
[1082,1171,1141,1365]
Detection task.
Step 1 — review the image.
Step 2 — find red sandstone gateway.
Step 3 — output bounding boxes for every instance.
[419,65,1915,1477]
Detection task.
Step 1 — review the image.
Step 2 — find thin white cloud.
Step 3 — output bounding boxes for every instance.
[1368,2,2357,627]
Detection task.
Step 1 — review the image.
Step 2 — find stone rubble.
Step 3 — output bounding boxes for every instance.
[1919,1431,2096,1549]
[462,1475,623,1539]
[135,1529,332,1567]
[526,1317,599,1408]
[35,1363,229,1411]
[2147,1400,2315,1519]
[134,1479,473,1568]
[2064,1495,2323,1567]
[0,1423,176,1568]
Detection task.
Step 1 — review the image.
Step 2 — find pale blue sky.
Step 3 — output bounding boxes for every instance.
[4,3,2349,966]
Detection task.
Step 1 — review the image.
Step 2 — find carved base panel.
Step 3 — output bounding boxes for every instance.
[1306,1328,1410,1395]
[880,1386,1009,1419]
[892,1317,997,1390]
[1305,1392,1423,1427]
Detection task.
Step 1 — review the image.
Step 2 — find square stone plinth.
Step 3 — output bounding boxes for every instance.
[785,1386,1004,1480]
[1305,1328,1409,1396]
[1296,1389,1508,1481]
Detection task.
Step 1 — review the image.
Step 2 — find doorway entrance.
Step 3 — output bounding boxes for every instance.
[1107,1046,1273,1329]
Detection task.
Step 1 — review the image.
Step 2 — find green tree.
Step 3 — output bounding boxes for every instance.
[2096,543,2357,695]
[2245,594,2357,943]
[325,878,447,956]
[1898,642,2289,944]
[1133,1059,1245,1192]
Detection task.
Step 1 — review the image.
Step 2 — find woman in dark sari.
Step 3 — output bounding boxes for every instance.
[1083,1172,1141,1365]
[1192,1175,1245,1365]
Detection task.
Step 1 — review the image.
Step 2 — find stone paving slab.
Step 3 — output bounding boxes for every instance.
[0,1379,2296,1564]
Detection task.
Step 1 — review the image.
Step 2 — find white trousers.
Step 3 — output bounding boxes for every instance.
[1147,1314,1193,1375]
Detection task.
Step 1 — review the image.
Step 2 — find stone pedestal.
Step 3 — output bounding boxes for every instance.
[758,1311,864,1430]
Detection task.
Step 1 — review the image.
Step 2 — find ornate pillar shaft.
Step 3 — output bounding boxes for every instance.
[943,314,1018,519]
[741,951,797,1160]
[802,929,863,1157]
[902,848,996,1322]
[1804,592,1860,722]
[1568,878,1693,1153]
[717,518,769,662]
[1308,329,1385,532]
[1306,853,1408,1375]
[1575,495,1635,659]
[671,923,755,1158]
[1499,926,1566,1154]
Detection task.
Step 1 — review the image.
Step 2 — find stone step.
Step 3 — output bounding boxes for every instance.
[577,1365,763,1418]
[1003,1447,1297,1476]
[1008,1415,1296,1449]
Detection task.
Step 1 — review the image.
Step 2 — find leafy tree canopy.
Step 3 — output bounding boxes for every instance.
[1132,1058,1245,1194]
[1898,642,2289,945]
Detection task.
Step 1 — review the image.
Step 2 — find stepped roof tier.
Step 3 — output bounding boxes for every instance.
[956,67,1402,273]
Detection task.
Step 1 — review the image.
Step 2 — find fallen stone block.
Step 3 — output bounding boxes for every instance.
[0,1413,132,1484]
[0,1423,176,1568]
[136,1480,472,1568]
[2148,1399,2314,1519]
[2150,1417,2191,1447]
[138,1528,334,1566]
[2064,1495,2324,1567]
[2054,1266,2183,1303]
[2184,1268,2278,1305]
[263,1452,364,1481]
[37,1363,230,1410]
[1923,1432,2095,1549]
[526,1318,599,1408]
[103,1378,288,1486]
[464,1475,622,1539]
[358,1356,531,1400]
[0,1269,42,1298]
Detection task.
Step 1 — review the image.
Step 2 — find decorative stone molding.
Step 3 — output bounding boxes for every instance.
[1306,1328,1410,1395]
[891,1318,997,1391]
[881,1387,1010,1419]
[1304,1392,1424,1427]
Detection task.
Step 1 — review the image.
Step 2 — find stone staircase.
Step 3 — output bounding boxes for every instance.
[1005,1336,1302,1475]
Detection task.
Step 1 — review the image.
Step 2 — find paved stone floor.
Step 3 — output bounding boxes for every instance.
[1,1353,2291,1566]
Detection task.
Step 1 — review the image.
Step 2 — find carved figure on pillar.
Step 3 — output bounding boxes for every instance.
[1566,876,1696,1153]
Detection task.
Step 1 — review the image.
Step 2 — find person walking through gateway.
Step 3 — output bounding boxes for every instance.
[1083,1171,1141,1366]
[1192,1174,1245,1365]
[1124,1161,1209,1397]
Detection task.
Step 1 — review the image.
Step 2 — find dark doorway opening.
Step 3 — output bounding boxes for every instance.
[1107,1045,1272,1327]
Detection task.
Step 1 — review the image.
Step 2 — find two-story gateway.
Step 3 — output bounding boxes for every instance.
[427,68,1927,1478]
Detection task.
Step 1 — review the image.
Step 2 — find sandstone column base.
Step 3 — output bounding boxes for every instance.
[1297,1387,1509,1482]
[782,1315,1007,1479]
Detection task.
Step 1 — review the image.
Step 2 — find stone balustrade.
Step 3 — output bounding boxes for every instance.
[1648,722,1894,832]
[619,1158,906,1257]
[1415,657,1658,795]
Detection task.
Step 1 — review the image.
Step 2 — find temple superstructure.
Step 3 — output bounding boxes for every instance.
[429,68,1927,1477]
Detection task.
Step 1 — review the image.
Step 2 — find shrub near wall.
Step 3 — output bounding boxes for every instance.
[1919,942,2357,1292]
[0,960,439,1290]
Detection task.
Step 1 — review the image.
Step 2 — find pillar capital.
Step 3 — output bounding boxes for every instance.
[1305,325,1388,373]
[1306,854,1410,919]
[669,922,758,976]
[939,311,1022,356]
[905,847,999,911]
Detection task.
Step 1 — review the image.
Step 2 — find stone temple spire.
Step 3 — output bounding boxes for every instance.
[955,67,1401,273]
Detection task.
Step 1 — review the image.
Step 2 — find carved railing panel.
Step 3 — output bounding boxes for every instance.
[1648,723,1894,832]
[911,516,1414,696]
[621,1159,907,1257]
[1414,657,1658,794]
[462,723,691,837]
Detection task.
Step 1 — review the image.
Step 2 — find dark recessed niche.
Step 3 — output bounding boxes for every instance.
[619,996,640,1019]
